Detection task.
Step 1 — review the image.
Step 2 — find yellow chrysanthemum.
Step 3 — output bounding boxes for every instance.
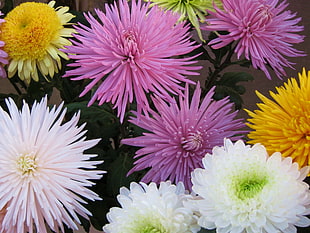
[0,1,75,83]
[147,0,222,41]
[246,68,310,170]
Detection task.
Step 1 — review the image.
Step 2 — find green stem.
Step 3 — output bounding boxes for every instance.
[204,43,237,91]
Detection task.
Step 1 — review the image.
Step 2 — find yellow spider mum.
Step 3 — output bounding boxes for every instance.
[0,1,75,83]
[147,0,222,42]
[246,68,310,170]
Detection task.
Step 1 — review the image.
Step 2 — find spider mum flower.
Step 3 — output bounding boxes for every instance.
[122,83,246,190]
[64,0,201,122]
[147,0,222,41]
[0,97,104,233]
[202,0,305,79]
[0,13,8,78]
[188,138,310,232]
[103,181,200,233]
[0,1,75,83]
[246,68,310,171]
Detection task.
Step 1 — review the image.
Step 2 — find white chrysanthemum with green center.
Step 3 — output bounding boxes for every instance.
[188,139,310,233]
[103,181,200,233]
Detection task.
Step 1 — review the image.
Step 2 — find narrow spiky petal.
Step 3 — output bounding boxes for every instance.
[0,97,105,233]
[202,0,305,79]
[122,83,246,190]
[246,68,310,170]
[64,0,201,123]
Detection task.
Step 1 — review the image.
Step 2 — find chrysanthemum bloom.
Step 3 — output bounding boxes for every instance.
[122,83,246,190]
[0,12,8,78]
[147,0,222,41]
[64,0,201,122]
[187,138,310,232]
[246,68,310,171]
[202,0,305,79]
[0,1,75,83]
[0,97,104,233]
[103,181,200,233]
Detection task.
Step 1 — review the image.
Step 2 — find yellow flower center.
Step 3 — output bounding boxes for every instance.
[16,152,37,176]
[0,2,62,61]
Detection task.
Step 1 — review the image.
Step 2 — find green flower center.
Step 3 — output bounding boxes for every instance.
[133,220,168,233]
[235,176,268,200]
[139,225,166,233]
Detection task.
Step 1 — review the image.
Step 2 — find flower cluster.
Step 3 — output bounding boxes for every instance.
[106,139,310,233]
[0,0,308,233]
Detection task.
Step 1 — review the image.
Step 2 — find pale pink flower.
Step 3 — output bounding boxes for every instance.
[202,0,305,79]
[122,83,246,190]
[64,0,201,122]
[0,97,104,233]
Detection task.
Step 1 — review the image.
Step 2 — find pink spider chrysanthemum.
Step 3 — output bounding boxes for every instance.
[122,83,246,190]
[0,13,8,78]
[64,0,201,122]
[202,0,305,79]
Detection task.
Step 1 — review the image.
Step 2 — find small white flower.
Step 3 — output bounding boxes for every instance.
[0,97,105,233]
[187,138,310,233]
[103,181,200,233]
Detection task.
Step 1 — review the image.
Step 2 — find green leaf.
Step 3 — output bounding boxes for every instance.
[217,72,254,86]
[82,148,120,231]
[213,72,254,109]
[65,101,120,146]
[85,149,143,231]
[106,152,140,196]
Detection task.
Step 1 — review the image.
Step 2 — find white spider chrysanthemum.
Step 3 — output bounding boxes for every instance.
[0,97,104,233]
[188,139,310,233]
[103,181,200,233]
